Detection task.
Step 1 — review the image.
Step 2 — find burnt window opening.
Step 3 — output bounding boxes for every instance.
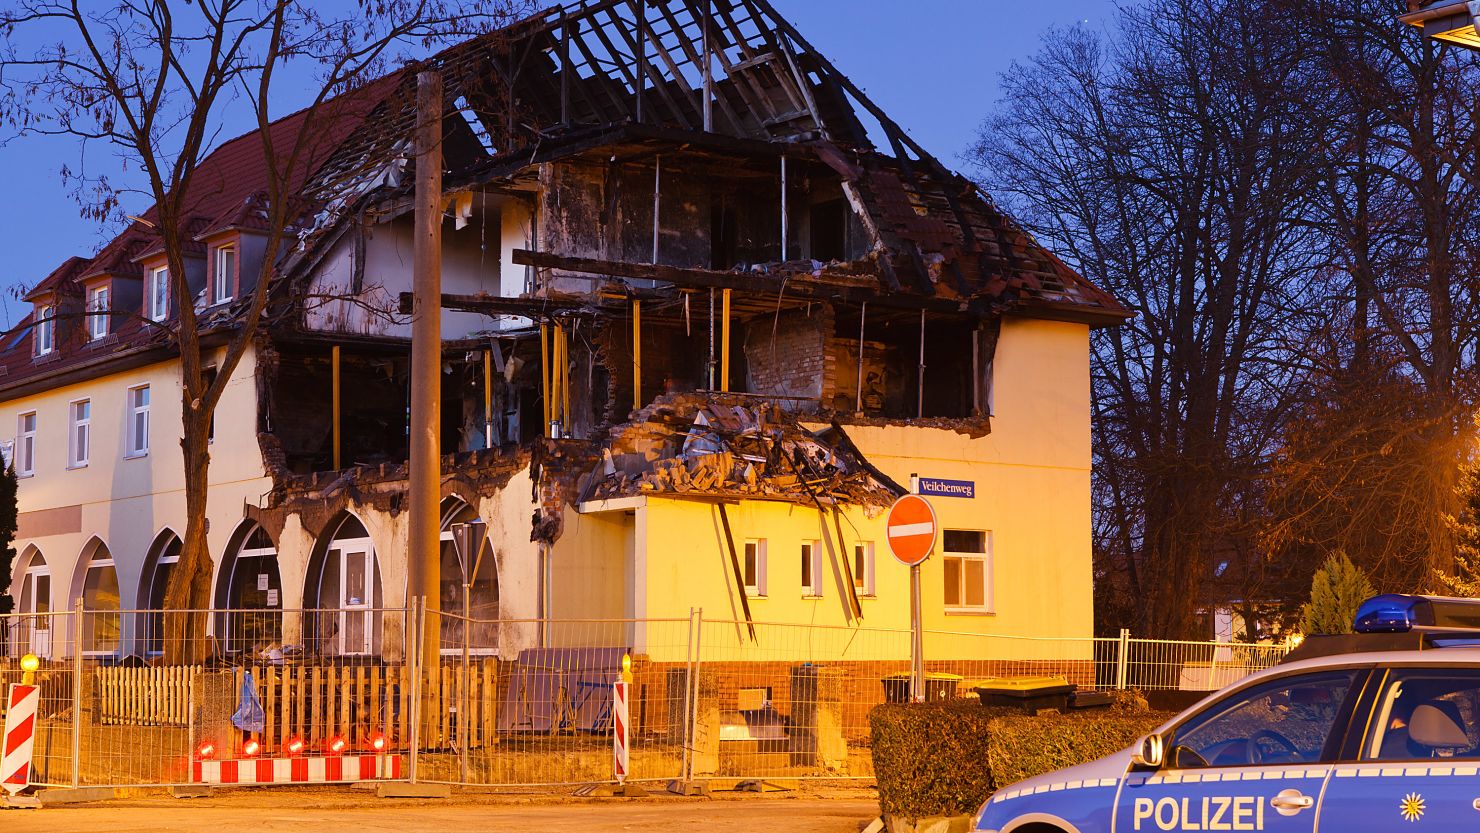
[808,198,848,264]
[734,303,994,420]
[833,311,993,420]
[267,344,411,474]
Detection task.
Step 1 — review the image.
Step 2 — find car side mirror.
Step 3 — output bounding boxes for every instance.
[1131,733,1165,769]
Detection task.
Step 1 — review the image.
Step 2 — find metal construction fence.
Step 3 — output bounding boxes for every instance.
[0,604,1293,790]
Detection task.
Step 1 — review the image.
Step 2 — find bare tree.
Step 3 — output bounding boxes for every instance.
[973,0,1325,638]
[0,0,522,661]
[1264,0,1480,588]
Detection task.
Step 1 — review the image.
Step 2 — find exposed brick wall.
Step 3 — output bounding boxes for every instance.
[742,304,835,406]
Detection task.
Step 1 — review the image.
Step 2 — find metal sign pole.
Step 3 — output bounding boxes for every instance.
[910,564,924,702]
[887,489,936,705]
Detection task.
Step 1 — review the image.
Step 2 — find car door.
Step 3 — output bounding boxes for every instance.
[1113,669,1363,833]
[1320,666,1480,829]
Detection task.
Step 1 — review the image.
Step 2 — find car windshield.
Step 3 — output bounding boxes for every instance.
[1167,671,1356,769]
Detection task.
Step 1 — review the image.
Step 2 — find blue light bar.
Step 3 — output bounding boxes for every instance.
[1353,594,1480,633]
[1354,595,1425,633]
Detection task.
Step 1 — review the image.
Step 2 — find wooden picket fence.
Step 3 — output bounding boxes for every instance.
[94,660,503,755]
[96,665,200,727]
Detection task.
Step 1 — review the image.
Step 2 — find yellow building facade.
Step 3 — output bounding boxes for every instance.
[557,316,1093,661]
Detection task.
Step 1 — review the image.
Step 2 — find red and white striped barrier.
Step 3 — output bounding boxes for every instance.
[613,679,629,783]
[1,684,39,795]
[192,754,401,785]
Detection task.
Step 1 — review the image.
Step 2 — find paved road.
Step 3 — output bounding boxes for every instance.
[3,788,879,832]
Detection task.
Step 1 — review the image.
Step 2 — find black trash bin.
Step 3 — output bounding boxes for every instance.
[882,672,963,703]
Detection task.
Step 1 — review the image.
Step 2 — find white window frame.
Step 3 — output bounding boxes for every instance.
[80,552,120,657]
[801,540,823,598]
[87,284,110,340]
[852,541,876,597]
[144,546,179,656]
[34,304,54,356]
[18,564,52,658]
[942,529,993,613]
[15,411,36,477]
[213,245,236,304]
[125,384,150,458]
[330,536,375,656]
[743,538,767,598]
[68,398,90,469]
[148,266,170,321]
[437,525,499,656]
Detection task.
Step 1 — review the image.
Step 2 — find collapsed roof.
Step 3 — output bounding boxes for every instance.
[293,0,1128,324]
[580,394,904,507]
[4,0,1127,407]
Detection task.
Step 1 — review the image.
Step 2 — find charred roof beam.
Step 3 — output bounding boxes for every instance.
[511,249,992,316]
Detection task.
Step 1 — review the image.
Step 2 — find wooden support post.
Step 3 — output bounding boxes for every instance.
[633,300,643,412]
[701,0,713,132]
[331,344,342,470]
[780,156,788,260]
[720,288,731,392]
[652,156,661,265]
[559,11,570,126]
[917,309,926,419]
[561,326,571,431]
[971,324,981,418]
[409,70,444,671]
[856,301,866,414]
[541,323,551,437]
[484,348,494,447]
[716,504,756,641]
[552,322,565,435]
[636,0,647,122]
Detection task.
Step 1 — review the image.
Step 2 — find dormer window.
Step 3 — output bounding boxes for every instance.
[213,245,236,305]
[87,285,110,340]
[34,305,54,356]
[148,267,169,321]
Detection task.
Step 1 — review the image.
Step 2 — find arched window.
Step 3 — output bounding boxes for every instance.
[306,514,381,656]
[13,547,51,657]
[76,540,120,656]
[216,523,283,657]
[139,530,181,656]
[440,498,499,654]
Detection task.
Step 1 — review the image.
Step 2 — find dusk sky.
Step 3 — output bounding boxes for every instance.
[0,0,1119,328]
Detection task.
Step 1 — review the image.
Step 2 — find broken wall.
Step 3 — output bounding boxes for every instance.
[538,158,712,289]
[742,304,835,407]
[303,198,527,339]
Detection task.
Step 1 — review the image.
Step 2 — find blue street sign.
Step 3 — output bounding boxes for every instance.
[917,477,974,499]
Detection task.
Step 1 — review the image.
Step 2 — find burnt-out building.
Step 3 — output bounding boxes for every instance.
[3,0,1126,663]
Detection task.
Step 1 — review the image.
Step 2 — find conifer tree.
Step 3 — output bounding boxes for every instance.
[1439,448,1480,596]
[0,462,16,617]
[1301,552,1376,635]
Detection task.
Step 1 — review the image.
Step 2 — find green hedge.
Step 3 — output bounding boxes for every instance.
[869,699,1173,820]
[986,710,1171,788]
[869,701,1016,818]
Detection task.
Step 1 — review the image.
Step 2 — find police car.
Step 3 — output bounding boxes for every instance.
[973,594,1480,832]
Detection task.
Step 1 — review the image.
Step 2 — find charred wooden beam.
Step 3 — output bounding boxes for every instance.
[511,249,988,315]
[400,291,590,319]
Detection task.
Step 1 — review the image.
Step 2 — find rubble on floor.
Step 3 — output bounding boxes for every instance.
[580,394,903,508]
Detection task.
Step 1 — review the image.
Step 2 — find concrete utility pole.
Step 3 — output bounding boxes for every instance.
[409,70,443,669]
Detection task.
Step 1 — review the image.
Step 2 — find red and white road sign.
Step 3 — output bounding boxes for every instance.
[2,684,40,795]
[886,494,938,566]
[612,680,630,783]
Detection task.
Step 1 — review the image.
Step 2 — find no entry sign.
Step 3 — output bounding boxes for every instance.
[886,494,938,566]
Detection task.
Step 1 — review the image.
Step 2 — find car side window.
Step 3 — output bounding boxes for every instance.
[1365,669,1480,761]
[1165,671,1357,769]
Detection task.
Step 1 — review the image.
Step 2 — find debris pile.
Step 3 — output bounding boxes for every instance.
[581,394,902,507]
